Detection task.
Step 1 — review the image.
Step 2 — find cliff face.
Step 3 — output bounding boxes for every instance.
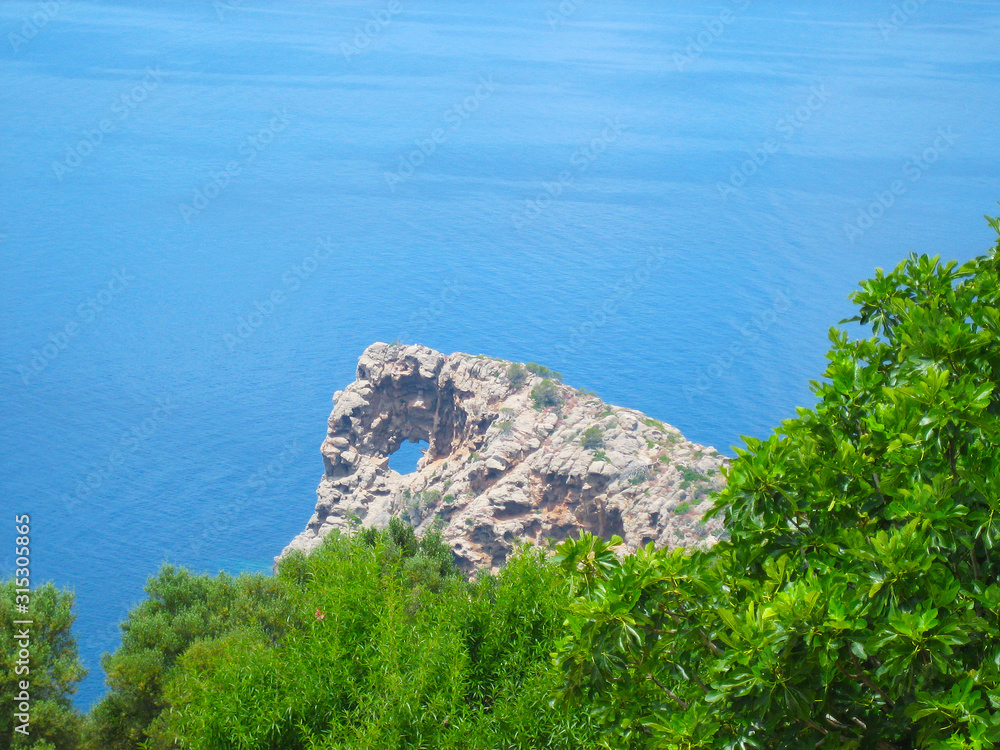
[278,343,727,573]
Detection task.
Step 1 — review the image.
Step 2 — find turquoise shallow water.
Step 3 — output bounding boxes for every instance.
[1,0,998,708]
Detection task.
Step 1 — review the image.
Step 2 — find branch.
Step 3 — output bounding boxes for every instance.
[871,472,885,505]
[836,657,894,710]
[647,674,688,711]
[689,670,711,695]
[698,629,723,656]
[801,716,829,736]
[948,433,958,483]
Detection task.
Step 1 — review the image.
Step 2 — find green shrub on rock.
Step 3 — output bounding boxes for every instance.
[506,362,528,388]
[531,379,561,410]
[580,427,604,451]
[525,362,563,381]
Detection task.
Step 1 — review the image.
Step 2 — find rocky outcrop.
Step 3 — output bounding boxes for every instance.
[277,343,728,573]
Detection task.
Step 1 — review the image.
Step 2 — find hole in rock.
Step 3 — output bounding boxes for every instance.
[388,439,429,475]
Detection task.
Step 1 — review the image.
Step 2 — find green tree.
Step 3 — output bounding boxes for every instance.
[1,579,87,750]
[88,566,293,750]
[525,362,563,381]
[531,379,562,410]
[553,217,1000,749]
[147,532,601,749]
[507,362,529,389]
[580,427,604,451]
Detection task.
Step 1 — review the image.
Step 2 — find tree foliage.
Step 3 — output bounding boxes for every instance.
[552,218,1000,749]
[507,363,529,389]
[1,580,87,750]
[144,530,600,749]
[531,379,562,410]
[580,427,605,451]
[87,566,293,749]
[525,362,563,381]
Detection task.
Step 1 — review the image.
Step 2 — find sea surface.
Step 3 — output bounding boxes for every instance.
[1,0,998,708]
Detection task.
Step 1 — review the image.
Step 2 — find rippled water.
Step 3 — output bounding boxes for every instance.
[1,0,998,707]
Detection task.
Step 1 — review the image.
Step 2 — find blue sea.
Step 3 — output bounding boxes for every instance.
[1,0,998,708]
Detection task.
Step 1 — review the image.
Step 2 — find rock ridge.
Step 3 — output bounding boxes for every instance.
[277,343,727,573]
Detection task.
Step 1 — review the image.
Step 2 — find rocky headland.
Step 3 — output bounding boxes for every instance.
[278,343,728,573]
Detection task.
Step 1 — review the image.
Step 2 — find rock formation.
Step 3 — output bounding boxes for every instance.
[277,343,728,573]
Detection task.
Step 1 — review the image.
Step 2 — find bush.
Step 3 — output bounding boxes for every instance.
[507,362,563,390]
[530,379,561,410]
[88,566,294,750]
[677,465,703,489]
[525,362,563,381]
[580,427,604,451]
[506,362,528,388]
[553,219,1000,750]
[144,535,601,749]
